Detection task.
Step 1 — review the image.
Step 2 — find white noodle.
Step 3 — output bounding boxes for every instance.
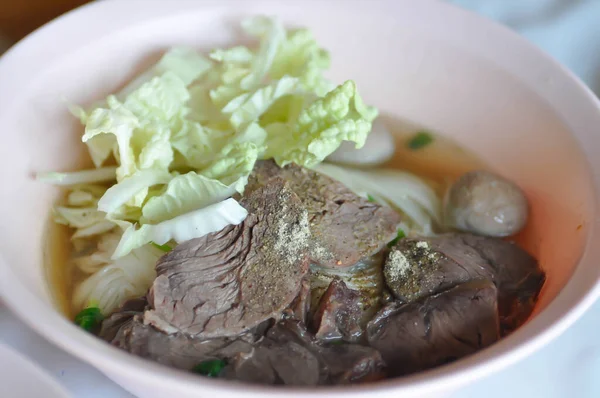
[72,242,162,314]
[314,163,442,236]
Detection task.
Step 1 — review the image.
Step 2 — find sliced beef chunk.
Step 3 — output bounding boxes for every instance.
[311,278,363,343]
[309,252,385,331]
[145,179,311,338]
[224,320,386,385]
[99,297,148,342]
[384,233,545,333]
[284,277,311,324]
[318,343,386,384]
[223,322,320,385]
[104,311,384,384]
[383,236,493,302]
[248,160,401,268]
[109,316,253,371]
[460,234,545,332]
[367,280,499,376]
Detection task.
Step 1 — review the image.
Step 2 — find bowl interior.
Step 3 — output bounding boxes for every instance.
[0,1,599,397]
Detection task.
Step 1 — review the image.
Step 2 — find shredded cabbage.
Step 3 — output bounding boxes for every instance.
[36,167,116,185]
[52,185,117,240]
[97,169,172,215]
[113,198,248,259]
[265,80,378,167]
[140,172,242,224]
[40,16,379,314]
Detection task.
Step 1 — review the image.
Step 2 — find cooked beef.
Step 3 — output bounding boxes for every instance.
[91,155,544,386]
[144,180,311,338]
[103,304,384,384]
[284,277,311,324]
[383,233,545,333]
[367,280,499,376]
[383,236,493,302]
[223,320,386,385]
[317,343,386,384]
[223,322,320,385]
[247,160,401,268]
[459,234,545,330]
[309,253,386,331]
[99,297,148,342]
[311,278,363,343]
[109,315,253,371]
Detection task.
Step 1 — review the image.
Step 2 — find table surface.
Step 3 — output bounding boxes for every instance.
[1,299,600,398]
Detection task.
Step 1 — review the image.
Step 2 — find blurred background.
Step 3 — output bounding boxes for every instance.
[1,0,600,95]
[452,0,600,96]
[0,0,89,51]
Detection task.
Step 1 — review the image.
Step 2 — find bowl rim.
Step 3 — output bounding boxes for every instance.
[1,0,600,396]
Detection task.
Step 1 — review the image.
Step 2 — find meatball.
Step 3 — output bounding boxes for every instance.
[444,170,528,237]
[326,118,395,166]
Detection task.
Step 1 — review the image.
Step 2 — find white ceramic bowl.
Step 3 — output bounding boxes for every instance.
[1,1,600,397]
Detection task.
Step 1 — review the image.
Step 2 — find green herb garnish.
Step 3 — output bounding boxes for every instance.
[151,242,173,252]
[192,359,227,377]
[387,228,406,248]
[407,131,434,150]
[367,194,376,202]
[74,307,104,332]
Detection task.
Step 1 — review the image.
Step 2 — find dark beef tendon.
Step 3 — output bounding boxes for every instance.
[98,161,545,386]
[99,297,148,342]
[223,320,385,385]
[367,280,499,376]
[285,277,311,324]
[104,308,385,385]
[311,278,364,343]
[383,234,545,334]
[247,160,401,268]
[111,315,255,370]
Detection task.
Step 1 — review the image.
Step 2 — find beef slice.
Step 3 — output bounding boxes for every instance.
[367,280,499,376]
[384,233,545,333]
[248,160,401,268]
[145,179,311,338]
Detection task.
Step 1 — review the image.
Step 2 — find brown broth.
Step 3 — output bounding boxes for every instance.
[379,114,487,186]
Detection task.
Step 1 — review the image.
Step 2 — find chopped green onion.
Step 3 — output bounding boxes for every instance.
[192,359,227,377]
[387,228,406,248]
[407,131,434,150]
[151,242,173,252]
[74,307,104,332]
[367,194,376,202]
